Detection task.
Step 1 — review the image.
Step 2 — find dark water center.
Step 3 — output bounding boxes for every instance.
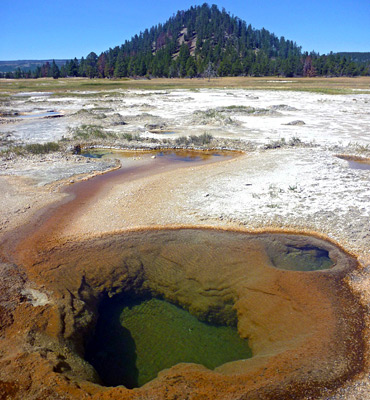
[86,295,252,388]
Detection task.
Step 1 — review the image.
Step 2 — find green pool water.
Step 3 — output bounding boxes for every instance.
[86,296,252,388]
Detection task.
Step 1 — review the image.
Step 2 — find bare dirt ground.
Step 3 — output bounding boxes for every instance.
[1,77,370,399]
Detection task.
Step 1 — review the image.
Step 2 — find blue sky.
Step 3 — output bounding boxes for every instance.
[1,0,369,60]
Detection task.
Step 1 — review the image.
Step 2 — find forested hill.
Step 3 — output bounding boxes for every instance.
[105,3,304,78]
[3,4,369,79]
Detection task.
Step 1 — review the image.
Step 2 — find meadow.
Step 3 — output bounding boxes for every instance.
[0,76,370,94]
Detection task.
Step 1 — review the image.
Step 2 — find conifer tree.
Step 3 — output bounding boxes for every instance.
[51,60,60,79]
[178,43,190,77]
[186,56,196,77]
[114,52,127,77]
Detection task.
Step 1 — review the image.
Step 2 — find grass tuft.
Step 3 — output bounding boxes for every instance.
[175,133,214,146]
[121,133,141,141]
[68,124,116,139]
[1,141,60,156]
[24,142,60,154]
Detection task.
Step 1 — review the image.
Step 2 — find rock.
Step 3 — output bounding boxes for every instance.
[145,123,167,131]
[285,120,306,126]
[73,145,81,155]
[20,288,51,307]
[270,104,298,111]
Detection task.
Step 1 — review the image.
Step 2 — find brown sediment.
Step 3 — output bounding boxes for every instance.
[335,154,370,164]
[0,151,367,400]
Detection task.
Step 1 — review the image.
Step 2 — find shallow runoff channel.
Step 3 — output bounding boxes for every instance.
[2,149,236,260]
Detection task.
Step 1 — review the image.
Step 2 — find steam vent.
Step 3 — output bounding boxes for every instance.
[0,227,365,399]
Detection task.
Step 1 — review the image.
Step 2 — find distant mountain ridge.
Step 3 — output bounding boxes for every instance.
[336,52,370,64]
[1,4,369,78]
[0,60,67,73]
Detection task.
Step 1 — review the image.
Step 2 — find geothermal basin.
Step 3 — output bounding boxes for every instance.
[0,222,364,399]
[2,80,370,398]
[0,145,366,400]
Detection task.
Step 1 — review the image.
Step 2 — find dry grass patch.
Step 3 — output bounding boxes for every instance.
[1,77,370,95]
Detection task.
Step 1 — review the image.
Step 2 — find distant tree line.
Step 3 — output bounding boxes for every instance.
[0,60,62,79]
[1,4,369,79]
[337,52,370,64]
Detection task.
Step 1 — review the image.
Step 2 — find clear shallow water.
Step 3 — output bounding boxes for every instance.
[86,296,252,388]
[335,155,370,171]
[266,243,333,271]
[82,148,232,163]
[348,160,370,170]
[12,92,53,97]
[17,111,62,119]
